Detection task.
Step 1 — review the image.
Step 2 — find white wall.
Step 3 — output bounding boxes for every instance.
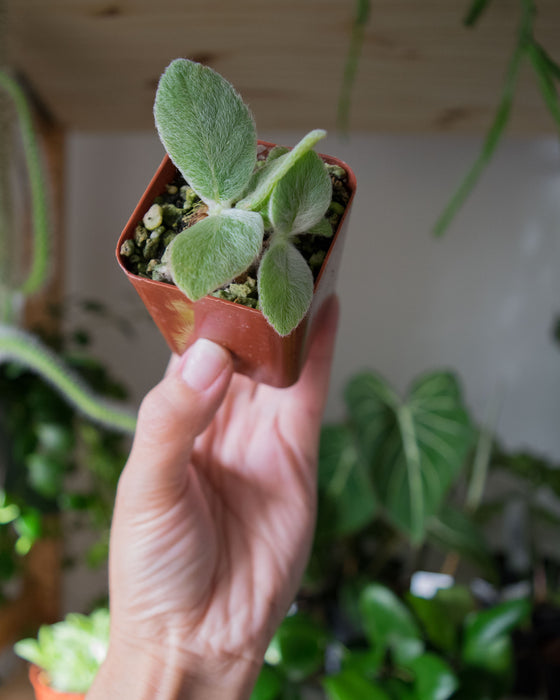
[65,130,560,460]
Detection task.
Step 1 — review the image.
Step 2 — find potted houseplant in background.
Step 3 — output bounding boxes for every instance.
[117,58,356,387]
[14,608,109,700]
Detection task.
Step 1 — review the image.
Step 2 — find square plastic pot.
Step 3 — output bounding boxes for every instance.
[116,142,356,388]
[29,665,85,700]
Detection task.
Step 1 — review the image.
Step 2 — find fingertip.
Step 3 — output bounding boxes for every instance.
[180,338,233,392]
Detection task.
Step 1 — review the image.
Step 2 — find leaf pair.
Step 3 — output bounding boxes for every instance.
[258,148,332,334]
[154,58,333,335]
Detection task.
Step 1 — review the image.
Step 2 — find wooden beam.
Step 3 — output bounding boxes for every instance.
[5,0,560,134]
[22,112,66,334]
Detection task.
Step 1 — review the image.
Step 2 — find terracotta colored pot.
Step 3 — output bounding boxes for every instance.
[116,142,356,387]
[29,665,86,700]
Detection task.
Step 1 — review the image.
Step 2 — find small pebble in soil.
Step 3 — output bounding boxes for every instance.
[121,148,351,308]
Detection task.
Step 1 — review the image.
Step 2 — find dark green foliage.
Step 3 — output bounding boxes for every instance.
[0,309,130,595]
[250,367,555,699]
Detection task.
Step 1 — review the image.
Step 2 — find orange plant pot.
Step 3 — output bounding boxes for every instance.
[29,665,86,700]
[116,142,356,388]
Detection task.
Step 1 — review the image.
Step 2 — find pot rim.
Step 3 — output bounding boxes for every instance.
[116,141,357,311]
[29,664,86,699]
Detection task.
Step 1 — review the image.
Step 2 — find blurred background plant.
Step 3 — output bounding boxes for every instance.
[249,365,560,700]
[0,30,135,674]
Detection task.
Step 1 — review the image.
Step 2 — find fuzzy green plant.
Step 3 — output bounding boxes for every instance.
[14,608,109,694]
[0,325,136,434]
[154,58,335,336]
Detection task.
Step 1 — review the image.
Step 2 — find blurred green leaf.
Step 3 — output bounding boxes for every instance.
[0,550,16,580]
[265,613,328,682]
[462,598,530,674]
[406,594,457,653]
[26,453,66,498]
[345,371,473,542]
[405,653,458,700]
[383,679,416,699]
[340,647,381,676]
[35,423,74,455]
[427,505,498,581]
[323,669,391,700]
[318,425,376,536]
[359,584,424,664]
[433,586,476,628]
[14,509,42,540]
[250,665,284,700]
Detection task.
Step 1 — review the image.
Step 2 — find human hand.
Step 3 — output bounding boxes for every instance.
[87,297,339,700]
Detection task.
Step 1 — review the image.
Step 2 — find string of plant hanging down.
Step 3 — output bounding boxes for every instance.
[0,69,137,434]
[434,0,560,236]
[339,0,559,236]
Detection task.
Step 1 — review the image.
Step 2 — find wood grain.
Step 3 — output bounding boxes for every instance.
[4,0,560,133]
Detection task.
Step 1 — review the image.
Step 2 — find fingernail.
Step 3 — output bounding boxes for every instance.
[181,339,230,392]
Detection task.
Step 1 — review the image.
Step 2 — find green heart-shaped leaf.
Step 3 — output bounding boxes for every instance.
[154,59,256,206]
[405,653,459,700]
[359,583,424,665]
[169,210,263,300]
[345,371,474,542]
[265,613,329,682]
[462,597,531,672]
[317,425,377,536]
[238,129,327,211]
[323,670,392,700]
[257,238,314,336]
[269,151,332,236]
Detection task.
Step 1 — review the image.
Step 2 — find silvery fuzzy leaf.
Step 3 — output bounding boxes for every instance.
[154,59,257,207]
[257,238,314,336]
[269,151,332,236]
[169,210,264,301]
[237,129,327,211]
[307,217,334,237]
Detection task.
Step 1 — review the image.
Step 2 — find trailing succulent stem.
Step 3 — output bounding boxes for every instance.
[0,325,137,434]
[0,70,51,295]
[152,59,340,336]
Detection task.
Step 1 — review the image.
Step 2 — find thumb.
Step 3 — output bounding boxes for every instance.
[124,338,234,491]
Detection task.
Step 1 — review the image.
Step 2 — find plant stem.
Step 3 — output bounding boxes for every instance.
[527,41,560,133]
[433,0,535,237]
[463,0,495,27]
[0,325,137,434]
[465,390,502,512]
[336,0,370,134]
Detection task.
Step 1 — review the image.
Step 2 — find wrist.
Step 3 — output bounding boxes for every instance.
[87,638,262,700]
